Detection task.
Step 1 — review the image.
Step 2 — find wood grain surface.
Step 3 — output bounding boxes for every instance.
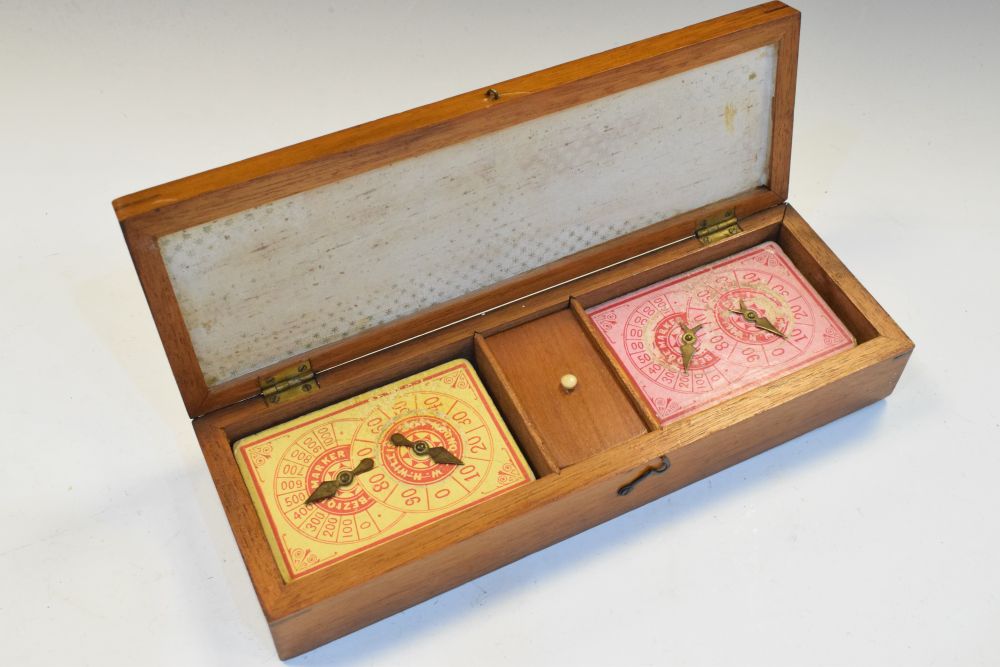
[483,309,650,468]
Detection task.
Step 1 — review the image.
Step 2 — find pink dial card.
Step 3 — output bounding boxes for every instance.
[587,241,855,425]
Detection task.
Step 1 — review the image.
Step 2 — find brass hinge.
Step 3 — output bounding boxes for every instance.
[259,360,317,406]
[695,209,741,245]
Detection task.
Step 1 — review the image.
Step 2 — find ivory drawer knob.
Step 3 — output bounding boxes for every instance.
[560,373,578,393]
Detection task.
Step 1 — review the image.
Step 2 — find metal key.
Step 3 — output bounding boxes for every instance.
[617,455,671,496]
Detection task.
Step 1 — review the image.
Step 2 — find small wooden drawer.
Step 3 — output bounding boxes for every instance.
[478,308,650,470]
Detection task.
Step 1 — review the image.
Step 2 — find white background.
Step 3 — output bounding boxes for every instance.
[1,1,997,665]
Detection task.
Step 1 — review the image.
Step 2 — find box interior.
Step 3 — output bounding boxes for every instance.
[207,204,885,600]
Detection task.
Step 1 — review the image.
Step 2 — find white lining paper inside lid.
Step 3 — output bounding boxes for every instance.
[159,44,778,388]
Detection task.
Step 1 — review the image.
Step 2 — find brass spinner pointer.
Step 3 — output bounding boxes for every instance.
[390,433,464,465]
[729,299,785,338]
[305,458,375,504]
[678,321,703,372]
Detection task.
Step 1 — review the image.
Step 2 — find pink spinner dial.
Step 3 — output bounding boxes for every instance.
[588,241,855,425]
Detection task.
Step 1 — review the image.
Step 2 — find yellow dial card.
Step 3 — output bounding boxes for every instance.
[234,359,534,582]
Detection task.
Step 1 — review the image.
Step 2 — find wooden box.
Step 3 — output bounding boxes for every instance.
[114,2,913,658]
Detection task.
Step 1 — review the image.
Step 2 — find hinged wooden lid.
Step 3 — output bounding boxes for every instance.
[115,2,799,417]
